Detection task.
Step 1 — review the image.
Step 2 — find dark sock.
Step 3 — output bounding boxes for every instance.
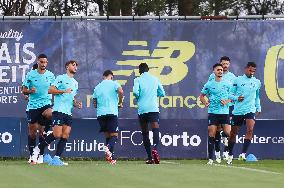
[55,138,67,157]
[44,125,51,135]
[28,136,36,156]
[208,137,215,160]
[142,132,152,160]
[108,136,118,160]
[221,131,228,137]
[242,139,251,154]
[224,146,229,152]
[228,141,235,156]
[106,137,110,145]
[38,133,56,154]
[222,132,229,152]
[38,135,45,155]
[215,131,221,152]
[152,128,159,150]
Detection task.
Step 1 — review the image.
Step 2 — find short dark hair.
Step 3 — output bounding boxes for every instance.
[220,56,230,62]
[32,63,38,70]
[213,63,223,70]
[38,54,47,59]
[139,63,149,74]
[103,70,113,77]
[65,60,78,69]
[246,62,256,68]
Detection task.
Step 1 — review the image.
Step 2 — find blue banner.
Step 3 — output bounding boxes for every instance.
[0,20,284,119]
[233,120,284,159]
[0,118,21,156]
[19,118,207,159]
[7,118,284,159]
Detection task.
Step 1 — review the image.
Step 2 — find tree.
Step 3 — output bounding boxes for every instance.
[0,0,29,16]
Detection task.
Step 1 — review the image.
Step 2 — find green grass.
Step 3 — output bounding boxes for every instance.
[0,160,284,188]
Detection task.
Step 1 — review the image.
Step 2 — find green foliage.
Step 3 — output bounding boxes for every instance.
[1,0,284,16]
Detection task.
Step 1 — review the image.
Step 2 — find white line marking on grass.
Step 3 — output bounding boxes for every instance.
[160,161,181,165]
[216,164,282,175]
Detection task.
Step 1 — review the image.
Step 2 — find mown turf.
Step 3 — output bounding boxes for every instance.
[0,160,283,188]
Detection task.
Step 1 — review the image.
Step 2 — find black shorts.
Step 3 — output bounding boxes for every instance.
[97,114,119,133]
[208,113,230,126]
[27,104,52,124]
[231,112,256,126]
[52,111,72,126]
[138,112,159,124]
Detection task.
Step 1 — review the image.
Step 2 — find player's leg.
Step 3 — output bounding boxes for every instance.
[214,125,222,163]
[150,112,160,164]
[208,123,217,165]
[222,123,231,160]
[28,122,38,163]
[41,106,52,137]
[227,115,242,164]
[223,105,234,159]
[27,108,41,164]
[106,115,119,165]
[31,112,61,164]
[139,113,152,164]
[49,123,70,166]
[98,116,112,162]
[239,113,256,160]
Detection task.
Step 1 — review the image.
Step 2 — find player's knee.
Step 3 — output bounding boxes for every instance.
[53,132,62,138]
[62,134,70,139]
[28,133,37,139]
[246,130,254,137]
[110,132,118,137]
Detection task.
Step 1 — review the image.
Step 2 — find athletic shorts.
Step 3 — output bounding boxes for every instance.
[208,113,230,126]
[52,111,72,126]
[138,112,159,124]
[97,114,119,133]
[231,112,256,126]
[27,104,52,124]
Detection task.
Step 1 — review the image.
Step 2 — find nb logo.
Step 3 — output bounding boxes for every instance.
[113,41,195,86]
[265,44,284,103]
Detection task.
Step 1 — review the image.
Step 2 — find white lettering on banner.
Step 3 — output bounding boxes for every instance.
[120,131,201,147]
[0,86,20,104]
[120,131,143,146]
[0,132,13,143]
[236,135,284,144]
[0,29,36,105]
[48,140,105,152]
[0,29,23,41]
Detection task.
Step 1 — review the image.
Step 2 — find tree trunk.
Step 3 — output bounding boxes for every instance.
[64,0,70,16]
[121,0,132,16]
[178,0,193,16]
[95,0,105,16]
[19,0,28,15]
[108,0,121,16]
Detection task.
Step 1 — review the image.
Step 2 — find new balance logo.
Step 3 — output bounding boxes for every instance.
[113,41,196,86]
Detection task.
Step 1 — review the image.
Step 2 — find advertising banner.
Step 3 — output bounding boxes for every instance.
[20,118,207,159]
[17,118,284,159]
[0,20,284,120]
[0,118,21,156]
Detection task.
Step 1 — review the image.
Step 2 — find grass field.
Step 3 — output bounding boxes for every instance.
[0,159,284,188]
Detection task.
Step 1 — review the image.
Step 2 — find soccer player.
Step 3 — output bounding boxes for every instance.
[208,56,236,161]
[22,54,55,164]
[92,70,124,165]
[32,60,82,166]
[227,62,261,165]
[200,63,232,165]
[133,63,165,164]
